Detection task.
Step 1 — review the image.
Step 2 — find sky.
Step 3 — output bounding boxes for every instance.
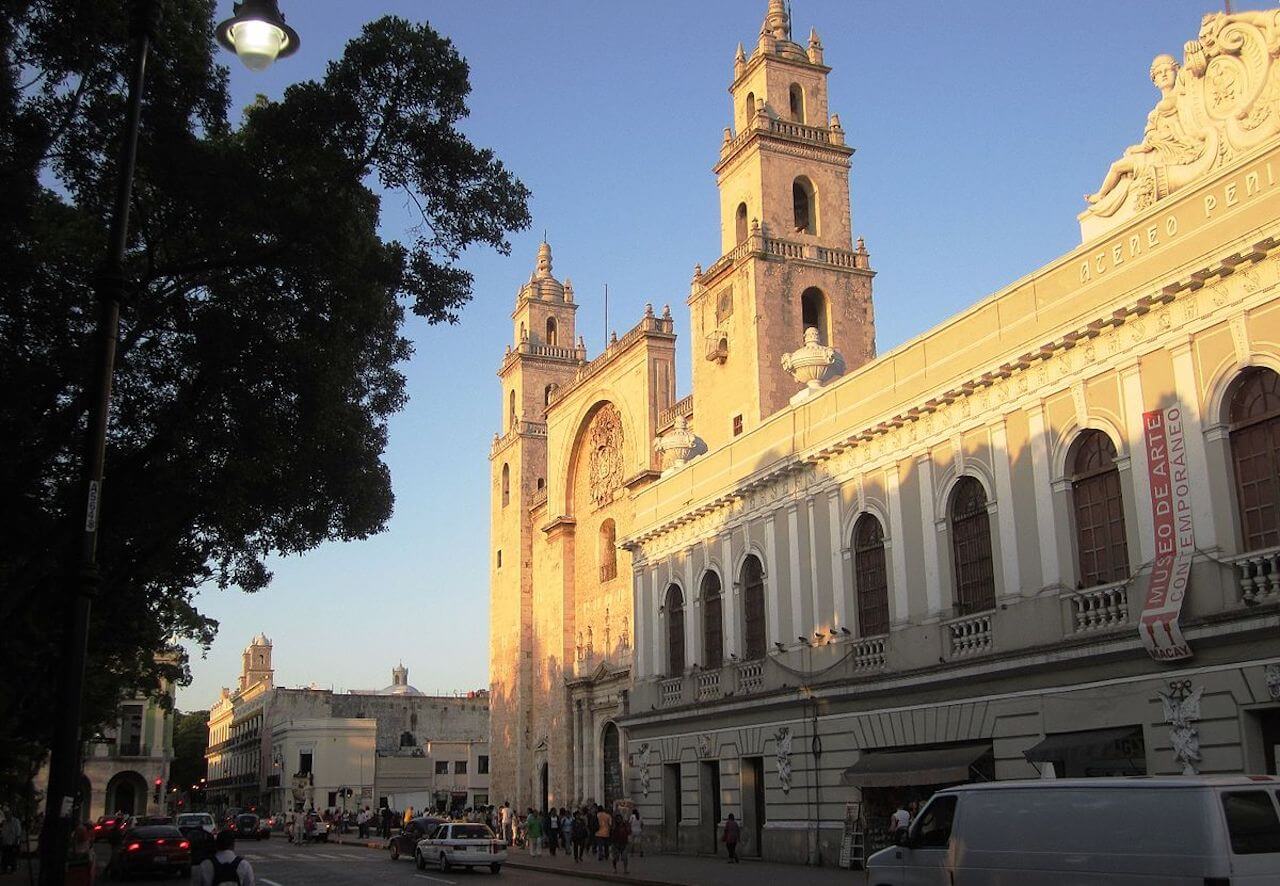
[176,0,1251,709]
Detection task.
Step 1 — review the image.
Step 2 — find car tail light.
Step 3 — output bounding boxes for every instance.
[156,839,165,845]
[93,825,102,831]
[126,843,141,852]
[179,841,190,849]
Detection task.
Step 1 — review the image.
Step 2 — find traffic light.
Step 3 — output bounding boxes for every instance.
[153,778,163,803]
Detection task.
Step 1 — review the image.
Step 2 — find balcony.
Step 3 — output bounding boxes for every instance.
[659,678,683,708]
[944,612,993,658]
[849,635,887,670]
[737,660,764,693]
[1065,582,1130,633]
[695,669,721,702]
[1229,546,1280,605]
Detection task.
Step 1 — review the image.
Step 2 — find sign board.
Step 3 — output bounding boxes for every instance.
[1140,407,1195,661]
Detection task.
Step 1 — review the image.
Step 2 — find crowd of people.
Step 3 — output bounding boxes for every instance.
[469,801,644,872]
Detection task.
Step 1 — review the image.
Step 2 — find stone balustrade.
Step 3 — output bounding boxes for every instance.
[944,612,993,658]
[1066,582,1130,632]
[659,677,683,708]
[849,635,887,670]
[1230,546,1280,605]
[737,660,764,693]
[698,236,869,287]
[695,670,721,702]
[656,394,694,432]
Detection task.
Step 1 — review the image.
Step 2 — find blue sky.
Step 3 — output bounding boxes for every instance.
[177,0,1247,708]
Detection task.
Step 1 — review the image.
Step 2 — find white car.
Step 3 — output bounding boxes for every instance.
[174,813,216,834]
[415,822,507,874]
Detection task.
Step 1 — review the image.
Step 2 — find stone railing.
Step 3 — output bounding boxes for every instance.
[718,116,841,165]
[529,487,547,509]
[489,419,547,456]
[766,117,833,145]
[657,394,694,432]
[699,236,870,286]
[659,677,683,708]
[737,660,765,694]
[848,636,887,670]
[944,612,993,658]
[695,669,721,702]
[1067,583,1130,632]
[550,312,676,407]
[1230,546,1280,605]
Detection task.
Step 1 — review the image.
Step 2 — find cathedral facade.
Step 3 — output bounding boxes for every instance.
[491,1,1280,866]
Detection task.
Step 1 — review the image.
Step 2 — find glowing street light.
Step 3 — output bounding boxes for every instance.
[216,0,300,71]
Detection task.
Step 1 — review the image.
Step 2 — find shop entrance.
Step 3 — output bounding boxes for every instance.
[661,764,680,851]
[699,761,721,853]
[740,756,765,857]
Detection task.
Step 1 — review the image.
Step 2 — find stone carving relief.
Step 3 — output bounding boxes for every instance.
[1158,680,1204,775]
[775,726,794,794]
[1266,663,1280,700]
[697,733,714,759]
[636,743,651,797]
[1083,10,1280,238]
[588,403,625,508]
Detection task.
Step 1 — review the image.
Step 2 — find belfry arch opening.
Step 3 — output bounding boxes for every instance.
[792,176,816,234]
[801,287,829,345]
[745,91,756,124]
[788,83,805,123]
[735,202,748,245]
[545,316,558,346]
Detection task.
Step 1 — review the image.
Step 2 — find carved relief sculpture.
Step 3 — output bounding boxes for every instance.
[588,404,625,508]
[1158,681,1203,775]
[1081,9,1280,239]
[636,743,651,797]
[1266,663,1280,700]
[775,726,793,794]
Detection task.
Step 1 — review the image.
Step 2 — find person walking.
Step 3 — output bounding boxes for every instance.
[0,810,22,875]
[595,805,611,861]
[609,812,630,873]
[499,801,513,845]
[629,808,643,858]
[525,807,543,857]
[723,812,741,863]
[292,807,306,846]
[559,808,572,852]
[196,827,256,885]
[545,808,558,856]
[571,810,588,862]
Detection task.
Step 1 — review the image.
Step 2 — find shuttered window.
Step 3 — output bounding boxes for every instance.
[1070,431,1130,586]
[853,514,890,637]
[950,477,996,614]
[1229,368,1280,552]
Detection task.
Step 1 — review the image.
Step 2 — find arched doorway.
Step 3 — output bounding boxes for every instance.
[601,723,623,810]
[105,770,147,816]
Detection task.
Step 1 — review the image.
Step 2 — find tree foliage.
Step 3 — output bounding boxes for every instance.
[0,0,530,764]
[169,709,209,793]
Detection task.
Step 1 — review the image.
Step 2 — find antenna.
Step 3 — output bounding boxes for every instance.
[604,283,609,348]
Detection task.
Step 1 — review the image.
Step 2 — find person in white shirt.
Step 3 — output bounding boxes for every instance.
[193,829,255,885]
[889,805,911,833]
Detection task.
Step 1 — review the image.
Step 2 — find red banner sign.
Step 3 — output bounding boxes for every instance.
[1140,407,1194,660]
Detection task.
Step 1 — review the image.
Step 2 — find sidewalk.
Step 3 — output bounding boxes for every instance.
[500,847,867,886]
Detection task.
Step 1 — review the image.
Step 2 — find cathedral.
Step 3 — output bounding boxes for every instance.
[491,1,1280,866]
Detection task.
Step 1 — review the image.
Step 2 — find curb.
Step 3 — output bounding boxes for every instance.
[504,860,690,886]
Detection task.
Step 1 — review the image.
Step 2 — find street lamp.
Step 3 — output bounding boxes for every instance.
[216,0,300,71]
[36,3,299,883]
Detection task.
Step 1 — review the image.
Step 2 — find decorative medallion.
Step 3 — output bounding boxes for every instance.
[588,404,625,508]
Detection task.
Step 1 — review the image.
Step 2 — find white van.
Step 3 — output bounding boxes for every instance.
[866,776,1280,885]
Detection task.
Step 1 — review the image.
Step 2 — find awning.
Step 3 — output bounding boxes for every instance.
[841,743,991,788]
[1022,726,1142,763]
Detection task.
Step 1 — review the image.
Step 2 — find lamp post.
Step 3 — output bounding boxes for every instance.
[36,3,297,882]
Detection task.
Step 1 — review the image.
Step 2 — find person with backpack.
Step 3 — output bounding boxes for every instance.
[195,828,255,885]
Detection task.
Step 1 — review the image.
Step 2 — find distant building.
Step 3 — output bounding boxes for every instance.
[205,635,488,814]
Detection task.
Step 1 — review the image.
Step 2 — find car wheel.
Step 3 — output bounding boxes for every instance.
[490,862,502,873]
[439,852,451,872]
[415,850,426,871]
[389,843,399,860]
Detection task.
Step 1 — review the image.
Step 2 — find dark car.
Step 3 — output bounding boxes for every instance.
[108,825,191,879]
[388,817,443,861]
[93,815,129,843]
[129,815,173,828]
[231,813,270,840]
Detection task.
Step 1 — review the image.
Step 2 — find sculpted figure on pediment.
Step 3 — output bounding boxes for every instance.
[1083,10,1280,238]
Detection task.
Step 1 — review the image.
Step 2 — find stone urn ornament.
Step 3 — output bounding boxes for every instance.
[654,414,700,475]
[781,327,839,404]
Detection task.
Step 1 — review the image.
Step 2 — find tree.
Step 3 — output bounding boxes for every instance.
[169,710,209,794]
[0,1,530,773]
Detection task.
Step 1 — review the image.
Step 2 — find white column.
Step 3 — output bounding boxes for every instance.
[573,700,583,802]
[787,503,805,642]
[989,415,1022,597]
[683,553,698,667]
[721,533,737,657]
[766,513,783,647]
[649,568,662,679]
[1026,401,1060,589]
[827,490,847,631]
[1120,362,1156,562]
[633,569,647,678]
[806,496,823,633]
[917,454,944,617]
[885,462,910,624]
[1170,339,1218,549]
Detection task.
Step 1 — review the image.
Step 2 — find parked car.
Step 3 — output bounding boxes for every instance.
[415,822,506,874]
[867,776,1280,885]
[175,812,217,834]
[388,816,443,861]
[231,813,271,840]
[92,815,129,843]
[107,824,191,880]
[129,815,173,827]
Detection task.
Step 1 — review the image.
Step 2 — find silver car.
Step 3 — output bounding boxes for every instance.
[416,822,507,874]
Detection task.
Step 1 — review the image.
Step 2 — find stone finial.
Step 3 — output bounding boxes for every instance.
[644,302,654,318]
[564,278,574,303]
[781,327,840,404]
[610,330,618,345]
[535,240,553,279]
[735,42,746,63]
[662,304,671,320]
[693,263,703,279]
[722,127,732,145]
[856,236,867,253]
[577,335,586,351]
[734,41,747,77]
[808,27,824,64]
[763,0,790,42]
[655,414,700,474]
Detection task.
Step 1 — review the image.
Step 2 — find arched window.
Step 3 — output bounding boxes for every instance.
[853,514,890,637]
[950,477,995,615]
[701,572,723,666]
[740,555,766,659]
[599,519,617,582]
[519,322,526,342]
[665,585,685,676]
[546,316,558,346]
[788,83,805,123]
[1228,367,1280,551]
[508,389,517,431]
[501,463,510,508]
[792,176,816,234]
[1070,430,1129,586]
[801,287,829,345]
[735,202,748,245]
[745,91,756,124]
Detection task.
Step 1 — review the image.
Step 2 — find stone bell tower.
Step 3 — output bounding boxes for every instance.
[489,241,584,807]
[690,0,876,451]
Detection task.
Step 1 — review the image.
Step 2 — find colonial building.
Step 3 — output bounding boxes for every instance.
[490,0,1280,866]
[206,636,488,815]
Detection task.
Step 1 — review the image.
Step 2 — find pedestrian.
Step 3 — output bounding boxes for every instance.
[381,805,393,839]
[195,827,255,885]
[889,802,910,834]
[571,810,588,862]
[403,805,414,828]
[629,808,643,858]
[560,808,572,852]
[292,807,305,846]
[526,807,543,856]
[609,812,630,873]
[595,804,612,861]
[500,801,513,844]
[545,808,558,857]
[723,812,740,863]
[0,810,22,875]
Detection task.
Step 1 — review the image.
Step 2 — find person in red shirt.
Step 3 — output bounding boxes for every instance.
[722,812,741,863]
[609,813,630,873]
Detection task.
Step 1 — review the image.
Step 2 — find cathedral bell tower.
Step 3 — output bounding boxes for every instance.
[690,0,876,451]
